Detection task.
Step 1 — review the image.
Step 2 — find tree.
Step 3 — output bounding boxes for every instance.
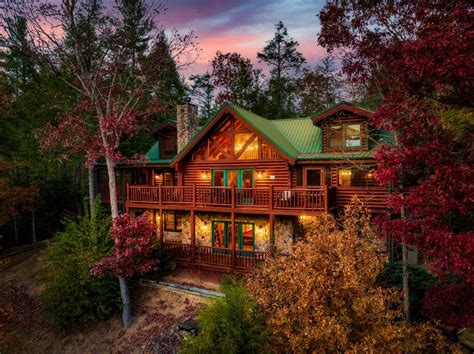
[41,198,121,331]
[296,56,342,115]
[318,0,474,325]
[91,212,158,325]
[247,201,455,352]
[211,51,264,113]
[181,277,269,354]
[188,72,216,121]
[257,21,306,118]
[0,0,197,327]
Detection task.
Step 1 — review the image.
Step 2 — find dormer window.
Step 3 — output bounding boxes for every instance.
[329,123,361,149]
[161,136,177,158]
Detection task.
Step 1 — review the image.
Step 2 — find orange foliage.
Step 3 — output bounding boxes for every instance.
[247,200,458,352]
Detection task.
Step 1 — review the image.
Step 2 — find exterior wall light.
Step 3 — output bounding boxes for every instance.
[257,171,264,179]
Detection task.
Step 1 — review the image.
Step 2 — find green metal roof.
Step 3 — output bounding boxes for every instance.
[143,142,174,164]
[170,101,394,164]
[228,104,300,159]
[271,118,322,154]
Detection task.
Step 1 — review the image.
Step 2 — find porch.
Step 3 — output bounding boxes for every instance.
[163,242,268,274]
[126,184,329,215]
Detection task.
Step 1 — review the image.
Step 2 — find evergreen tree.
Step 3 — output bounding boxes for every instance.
[257,21,306,118]
[188,72,216,122]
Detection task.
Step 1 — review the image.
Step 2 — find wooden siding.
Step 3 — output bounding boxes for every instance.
[181,159,291,188]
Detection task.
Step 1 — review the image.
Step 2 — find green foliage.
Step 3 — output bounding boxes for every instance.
[377,261,437,321]
[144,241,176,280]
[181,277,269,354]
[41,200,121,332]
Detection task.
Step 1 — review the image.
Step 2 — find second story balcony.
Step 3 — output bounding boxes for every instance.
[126,185,329,214]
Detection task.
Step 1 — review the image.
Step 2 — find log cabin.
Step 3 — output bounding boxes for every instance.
[95,101,395,273]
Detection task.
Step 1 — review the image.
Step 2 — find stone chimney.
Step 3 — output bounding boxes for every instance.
[176,98,199,151]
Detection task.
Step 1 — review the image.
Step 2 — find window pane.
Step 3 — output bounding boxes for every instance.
[329,125,343,148]
[261,141,279,159]
[241,170,253,188]
[350,169,376,187]
[213,222,226,248]
[163,172,174,186]
[236,134,258,160]
[192,141,208,161]
[345,124,361,147]
[241,224,254,251]
[296,167,303,186]
[209,135,230,160]
[306,169,322,186]
[176,214,183,232]
[227,171,238,187]
[164,213,175,231]
[213,171,225,186]
[338,169,352,187]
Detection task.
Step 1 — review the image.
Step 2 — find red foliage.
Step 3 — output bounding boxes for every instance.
[318,0,474,326]
[422,282,474,327]
[91,212,158,279]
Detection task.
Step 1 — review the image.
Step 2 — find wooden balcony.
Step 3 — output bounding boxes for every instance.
[126,184,329,214]
[163,242,268,273]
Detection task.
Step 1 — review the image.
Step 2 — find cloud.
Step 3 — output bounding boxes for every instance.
[161,0,328,75]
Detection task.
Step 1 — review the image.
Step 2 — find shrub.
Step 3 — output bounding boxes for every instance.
[247,200,456,352]
[181,277,269,354]
[377,261,437,321]
[41,201,121,332]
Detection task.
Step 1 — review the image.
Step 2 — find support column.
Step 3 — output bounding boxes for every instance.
[191,210,196,254]
[269,214,275,253]
[159,209,164,244]
[231,212,236,271]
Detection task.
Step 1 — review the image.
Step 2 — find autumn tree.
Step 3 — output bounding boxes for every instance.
[0,0,197,327]
[247,201,455,352]
[257,21,306,118]
[91,212,158,325]
[211,51,265,113]
[318,0,474,325]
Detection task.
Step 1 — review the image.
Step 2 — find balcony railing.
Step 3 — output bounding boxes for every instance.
[163,242,268,272]
[126,184,328,212]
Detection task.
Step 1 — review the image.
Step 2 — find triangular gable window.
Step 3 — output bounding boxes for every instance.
[191,115,279,161]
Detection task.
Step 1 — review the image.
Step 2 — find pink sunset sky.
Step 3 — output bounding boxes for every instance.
[159,0,328,77]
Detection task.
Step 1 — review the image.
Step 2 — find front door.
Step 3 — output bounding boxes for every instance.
[212,221,254,251]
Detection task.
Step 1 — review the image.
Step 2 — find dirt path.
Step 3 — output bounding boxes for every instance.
[0,249,208,353]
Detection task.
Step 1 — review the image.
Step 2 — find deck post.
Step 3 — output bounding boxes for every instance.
[191,210,196,256]
[231,211,236,271]
[158,183,162,205]
[324,185,328,212]
[193,184,196,207]
[269,185,274,210]
[231,184,235,209]
[269,214,275,252]
[159,209,164,244]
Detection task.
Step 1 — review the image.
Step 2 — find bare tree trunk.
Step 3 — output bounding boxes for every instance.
[31,210,37,243]
[400,186,410,323]
[88,165,95,217]
[13,216,19,244]
[119,276,133,327]
[402,242,410,323]
[105,153,133,327]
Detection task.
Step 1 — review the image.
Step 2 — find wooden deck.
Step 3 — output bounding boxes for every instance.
[126,184,329,215]
[163,242,268,273]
